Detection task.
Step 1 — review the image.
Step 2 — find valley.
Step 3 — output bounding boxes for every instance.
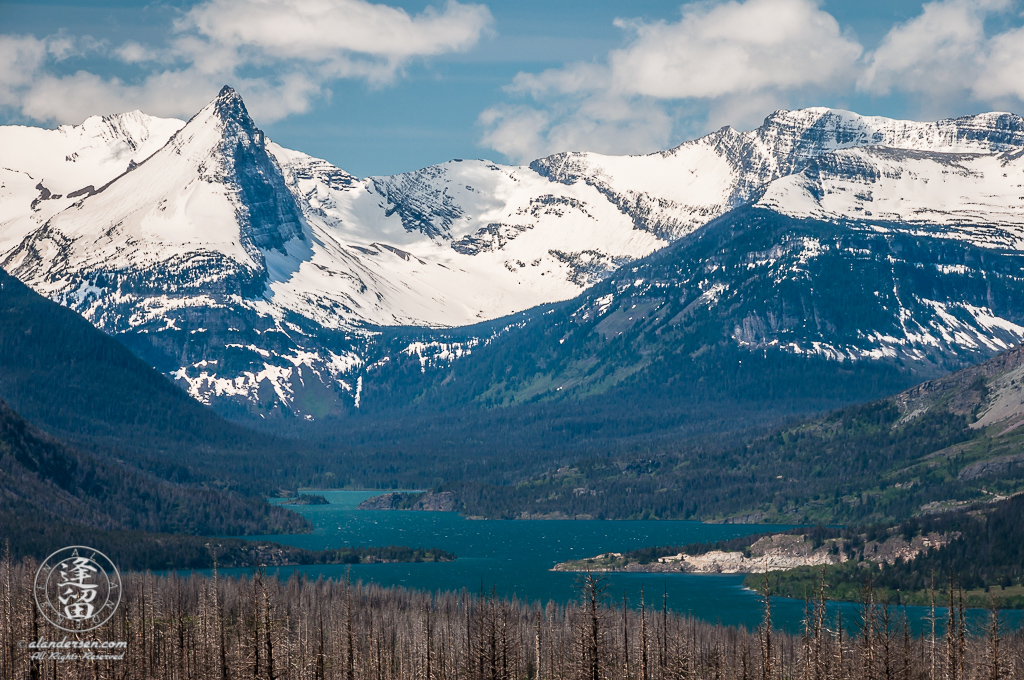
[3,86,1024,625]
[9,2,1024,678]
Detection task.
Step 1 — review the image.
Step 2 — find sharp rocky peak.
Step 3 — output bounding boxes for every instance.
[211,85,254,128]
[181,84,264,145]
[164,85,306,256]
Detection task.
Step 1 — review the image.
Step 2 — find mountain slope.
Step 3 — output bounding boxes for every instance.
[365,205,1024,411]
[530,109,1024,239]
[0,266,291,482]
[759,145,1024,243]
[3,91,1024,417]
[294,197,1024,494]
[0,396,306,541]
[105,106,1024,416]
[706,339,1024,524]
[4,86,303,334]
[0,263,322,566]
[0,110,184,254]
[382,342,1024,524]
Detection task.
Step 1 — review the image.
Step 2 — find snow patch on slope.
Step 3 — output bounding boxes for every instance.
[0,111,184,255]
[759,147,1024,248]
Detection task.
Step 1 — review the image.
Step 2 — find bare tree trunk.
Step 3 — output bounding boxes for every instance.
[252,567,262,680]
[263,578,275,680]
[814,569,825,680]
[346,575,356,680]
[316,601,325,680]
[835,608,845,680]
[957,586,966,680]
[534,610,541,680]
[640,588,649,680]
[214,554,230,680]
[929,574,937,680]
[29,590,40,680]
[987,598,1001,680]
[661,584,668,680]
[622,596,630,680]
[760,573,773,680]
[1,541,11,680]
[583,572,605,680]
[946,575,956,680]
[860,579,876,680]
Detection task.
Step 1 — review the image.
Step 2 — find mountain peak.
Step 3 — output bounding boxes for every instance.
[209,85,256,132]
[214,85,244,113]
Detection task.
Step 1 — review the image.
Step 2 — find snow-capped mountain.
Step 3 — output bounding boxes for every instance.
[5,89,304,331]
[758,145,1024,247]
[264,148,664,329]
[0,111,184,254]
[530,108,1024,239]
[395,203,1024,413]
[2,86,1024,416]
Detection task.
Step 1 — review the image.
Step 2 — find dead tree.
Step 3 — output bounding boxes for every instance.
[759,572,774,680]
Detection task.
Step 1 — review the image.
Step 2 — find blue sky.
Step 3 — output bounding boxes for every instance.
[2,0,1024,176]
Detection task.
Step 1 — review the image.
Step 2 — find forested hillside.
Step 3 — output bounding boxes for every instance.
[357,343,1024,523]
[352,206,1024,417]
[0,268,287,483]
[0,394,316,565]
[746,493,1024,608]
[0,267,330,566]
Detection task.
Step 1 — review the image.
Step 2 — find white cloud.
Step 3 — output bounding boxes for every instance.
[975,25,1024,101]
[482,0,1024,163]
[184,0,491,64]
[478,105,551,162]
[481,95,675,162]
[861,0,1007,97]
[507,62,610,98]
[114,41,155,65]
[608,0,861,99]
[853,0,1024,122]
[861,0,1024,111]
[480,0,863,163]
[0,0,492,124]
[0,35,49,108]
[18,71,222,123]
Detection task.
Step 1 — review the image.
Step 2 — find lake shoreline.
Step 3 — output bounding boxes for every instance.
[240,490,1024,632]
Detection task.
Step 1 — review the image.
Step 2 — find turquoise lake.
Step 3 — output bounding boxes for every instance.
[231,490,1020,635]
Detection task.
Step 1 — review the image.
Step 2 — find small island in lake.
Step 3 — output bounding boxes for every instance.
[222,542,456,567]
[357,491,460,512]
[282,493,330,505]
